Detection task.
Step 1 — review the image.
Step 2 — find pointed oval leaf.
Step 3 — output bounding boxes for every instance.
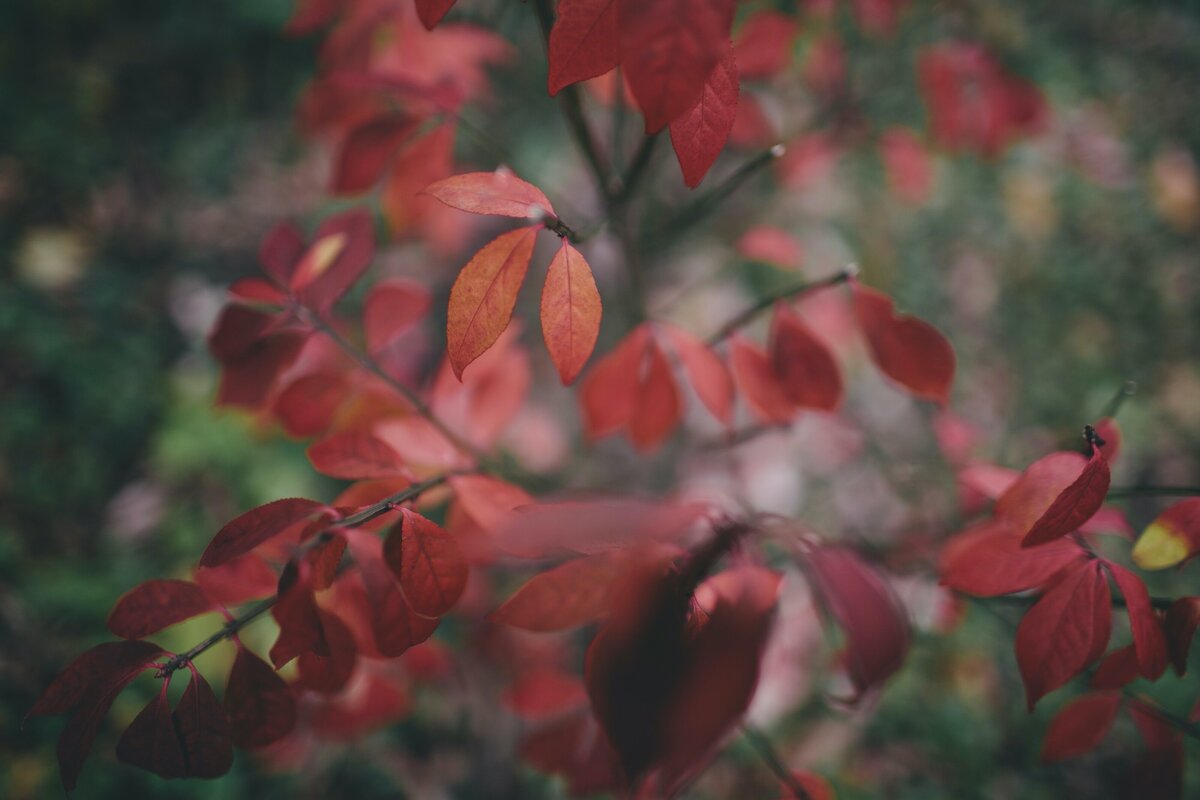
[669,47,740,188]
[730,335,794,424]
[768,303,843,411]
[116,687,187,779]
[547,0,620,95]
[307,430,408,480]
[224,648,296,749]
[292,208,376,314]
[200,498,326,567]
[541,240,602,385]
[447,226,540,378]
[107,579,215,640]
[384,508,468,618]
[424,172,554,219]
[1040,691,1121,762]
[939,519,1086,597]
[1021,447,1110,547]
[579,325,650,439]
[1105,561,1168,680]
[415,0,457,29]
[175,671,234,779]
[662,324,733,424]
[1164,597,1200,676]
[332,113,415,195]
[851,281,955,404]
[344,530,439,656]
[1015,562,1112,708]
[629,336,681,451]
[491,552,627,631]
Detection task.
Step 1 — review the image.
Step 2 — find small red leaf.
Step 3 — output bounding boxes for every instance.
[424,171,555,219]
[446,226,540,379]
[1090,645,1141,690]
[332,114,415,195]
[194,554,279,606]
[629,336,682,451]
[1040,691,1121,762]
[345,530,439,657]
[200,498,326,568]
[259,222,305,286]
[175,670,234,779]
[541,240,602,385]
[769,303,843,411]
[662,324,733,424]
[415,0,456,29]
[1015,561,1111,708]
[1105,561,1169,680]
[1022,447,1110,547]
[116,685,187,779]
[384,508,468,618]
[269,561,327,668]
[107,579,214,640]
[291,208,376,314]
[296,610,358,694]
[364,278,431,359]
[274,372,349,438]
[1094,416,1122,463]
[448,474,535,534]
[307,431,408,480]
[939,519,1086,597]
[1133,498,1200,570]
[730,335,794,424]
[851,281,955,404]
[224,648,296,749]
[547,0,620,95]
[579,325,650,439]
[1164,597,1200,676]
[491,551,626,631]
[669,47,740,188]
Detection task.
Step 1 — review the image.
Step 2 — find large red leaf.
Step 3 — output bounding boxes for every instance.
[579,325,650,438]
[1105,561,1168,680]
[200,498,326,567]
[1133,498,1200,570]
[193,554,279,606]
[491,551,627,631]
[541,240,602,385]
[669,47,739,187]
[107,579,215,640]
[224,648,296,749]
[331,113,415,194]
[296,610,358,694]
[175,671,234,778]
[730,335,794,424]
[345,530,439,656]
[995,451,1087,533]
[1040,691,1121,762]
[939,519,1087,597]
[768,303,843,411]
[384,508,468,618]
[805,546,910,700]
[619,0,736,132]
[269,561,328,668]
[1015,561,1111,708]
[446,226,540,378]
[424,171,554,219]
[307,430,409,480]
[258,222,305,286]
[1021,446,1110,547]
[851,281,955,405]
[116,685,187,779]
[274,372,349,437]
[547,0,620,95]
[662,324,733,425]
[448,474,535,534]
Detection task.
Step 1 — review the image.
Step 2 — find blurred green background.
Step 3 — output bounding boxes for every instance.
[2,0,1199,797]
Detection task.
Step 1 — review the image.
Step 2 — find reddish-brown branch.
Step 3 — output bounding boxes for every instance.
[707,265,858,346]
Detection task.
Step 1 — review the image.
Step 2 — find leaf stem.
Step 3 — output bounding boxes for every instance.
[741,725,813,800]
[706,265,857,346]
[158,474,452,675]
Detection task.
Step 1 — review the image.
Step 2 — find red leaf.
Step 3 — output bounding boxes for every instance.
[194,554,279,606]
[116,685,187,779]
[107,579,214,640]
[345,530,439,656]
[619,0,736,132]
[331,114,415,195]
[731,11,798,79]
[492,497,704,558]
[1164,597,1200,676]
[939,519,1087,597]
[1022,446,1110,547]
[175,670,234,778]
[630,335,682,451]
[1015,561,1111,708]
[424,171,555,219]
[415,0,456,29]
[851,281,955,404]
[269,561,327,668]
[224,648,296,748]
[490,551,627,631]
[669,47,740,188]
[258,222,305,286]
[1040,691,1121,762]
[1095,415,1122,463]
[384,508,468,618]
[769,303,843,411]
[736,225,804,270]
[1105,561,1169,680]
[806,547,910,700]
[541,240,602,385]
[1090,645,1141,690]
[292,208,376,314]
[579,325,650,438]
[448,474,535,534]
[662,324,733,424]
[307,431,408,480]
[297,610,358,694]
[200,498,326,568]
[446,226,540,378]
[1133,498,1200,571]
[32,641,165,790]
[547,0,620,95]
[995,451,1086,531]
[364,278,431,359]
[274,372,349,438]
[730,335,794,424]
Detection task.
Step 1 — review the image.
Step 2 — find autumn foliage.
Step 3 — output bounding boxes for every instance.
[28,0,1200,797]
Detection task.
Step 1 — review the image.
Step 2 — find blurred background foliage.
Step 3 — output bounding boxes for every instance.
[2,0,1199,797]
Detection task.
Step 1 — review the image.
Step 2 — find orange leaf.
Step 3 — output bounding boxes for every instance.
[541,241,602,384]
[446,226,540,378]
[384,508,468,618]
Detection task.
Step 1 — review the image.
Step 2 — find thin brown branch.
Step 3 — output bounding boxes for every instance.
[706,265,857,346]
[159,474,452,675]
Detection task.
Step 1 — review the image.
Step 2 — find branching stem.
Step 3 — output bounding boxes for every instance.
[706,266,857,346]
